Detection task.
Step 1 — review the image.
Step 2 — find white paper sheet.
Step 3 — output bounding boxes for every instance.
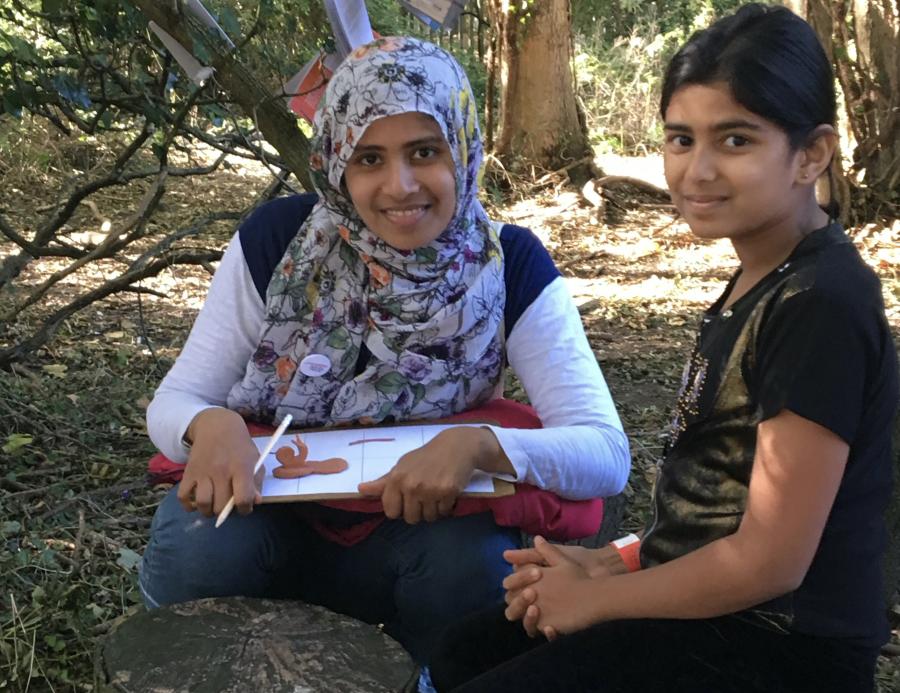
[254,424,499,500]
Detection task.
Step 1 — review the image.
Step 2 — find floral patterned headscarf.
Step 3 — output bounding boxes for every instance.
[227,37,506,427]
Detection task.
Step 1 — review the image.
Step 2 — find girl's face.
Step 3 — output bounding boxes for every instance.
[344,112,457,251]
[663,83,808,245]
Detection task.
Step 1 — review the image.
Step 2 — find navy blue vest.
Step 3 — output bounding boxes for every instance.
[238,194,560,340]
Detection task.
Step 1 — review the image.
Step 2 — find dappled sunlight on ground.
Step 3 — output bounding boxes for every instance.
[1,146,897,690]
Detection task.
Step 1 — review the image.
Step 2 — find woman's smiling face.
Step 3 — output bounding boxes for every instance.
[663,82,807,245]
[344,112,457,251]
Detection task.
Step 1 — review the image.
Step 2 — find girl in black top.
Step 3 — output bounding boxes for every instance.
[429,5,899,692]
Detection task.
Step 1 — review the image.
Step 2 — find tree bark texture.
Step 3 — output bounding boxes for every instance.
[786,0,898,222]
[837,0,899,214]
[489,0,591,171]
[96,597,416,693]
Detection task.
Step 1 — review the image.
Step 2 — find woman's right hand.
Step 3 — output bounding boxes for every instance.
[177,407,262,517]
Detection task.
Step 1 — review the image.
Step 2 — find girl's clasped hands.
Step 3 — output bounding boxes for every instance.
[502,538,621,640]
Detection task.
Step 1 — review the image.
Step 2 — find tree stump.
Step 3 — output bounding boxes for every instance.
[95,597,417,693]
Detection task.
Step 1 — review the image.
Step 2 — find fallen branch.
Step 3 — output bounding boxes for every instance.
[37,480,140,521]
[594,175,670,199]
[534,156,595,186]
[557,250,607,272]
[2,171,169,322]
[577,298,605,316]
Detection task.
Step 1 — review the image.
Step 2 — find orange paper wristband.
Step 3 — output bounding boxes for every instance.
[611,533,642,573]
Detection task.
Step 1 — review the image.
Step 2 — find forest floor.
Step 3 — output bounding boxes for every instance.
[1,147,898,691]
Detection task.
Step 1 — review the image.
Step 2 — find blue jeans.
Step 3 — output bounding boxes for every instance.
[139,486,520,662]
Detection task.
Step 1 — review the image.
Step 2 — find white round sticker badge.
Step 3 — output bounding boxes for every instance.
[299,354,331,377]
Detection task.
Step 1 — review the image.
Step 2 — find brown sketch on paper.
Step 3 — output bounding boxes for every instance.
[273,434,349,479]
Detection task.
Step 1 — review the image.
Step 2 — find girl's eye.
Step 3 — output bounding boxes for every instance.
[667,134,692,149]
[723,134,749,147]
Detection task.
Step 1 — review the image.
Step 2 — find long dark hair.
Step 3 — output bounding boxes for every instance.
[661,4,836,150]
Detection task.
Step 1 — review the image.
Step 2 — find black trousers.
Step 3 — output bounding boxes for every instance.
[429,605,878,693]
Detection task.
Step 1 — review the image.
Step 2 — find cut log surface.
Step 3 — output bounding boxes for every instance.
[96,597,417,693]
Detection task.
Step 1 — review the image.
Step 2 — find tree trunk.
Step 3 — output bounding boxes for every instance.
[840,0,899,217]
[489,0,591,173]
[786,0,899,223]
[127,0,313,191]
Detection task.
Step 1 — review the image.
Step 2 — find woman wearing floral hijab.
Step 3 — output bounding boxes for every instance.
[140,38,629,662]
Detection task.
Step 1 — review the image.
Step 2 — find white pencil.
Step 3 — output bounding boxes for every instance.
[215,414,293,528]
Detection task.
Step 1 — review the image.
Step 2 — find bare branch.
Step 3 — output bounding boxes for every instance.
[0,212,83,257]
[2,170,170,322]
[0,248,223,369]
[34,126,154,247]
[130,211,241,269]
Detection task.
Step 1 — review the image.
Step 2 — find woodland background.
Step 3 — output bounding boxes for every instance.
[0,0,897,690]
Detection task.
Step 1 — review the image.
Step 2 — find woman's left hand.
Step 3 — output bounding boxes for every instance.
[358,426,498,524]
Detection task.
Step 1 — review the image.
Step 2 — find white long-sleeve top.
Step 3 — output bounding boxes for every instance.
[147,213,630,500]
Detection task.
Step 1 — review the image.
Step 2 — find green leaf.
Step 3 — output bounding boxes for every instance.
[191,40,211,66]
[2,90,24,118]
[116,547,142,572]
[2,434,33,454]
[376,400,394,420]
[411,383,426,407]
[379,299,403,318]
[43,634,66,652]
[39,548,59,568]
[339,240,358,269]
[42,363,68,378]
[217,6,241,39]
[42,0,65,17]
[1,521,21,535]
[326,326,350,349]
[374,371,407,395]
[201,103,227,127]
[340,346,359,370]
[2,34,40,63]
[95,0,119,26]
[415,246,438,263]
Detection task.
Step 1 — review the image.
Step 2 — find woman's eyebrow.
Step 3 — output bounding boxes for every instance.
[404,136,446,149]
[353,136,445,154]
